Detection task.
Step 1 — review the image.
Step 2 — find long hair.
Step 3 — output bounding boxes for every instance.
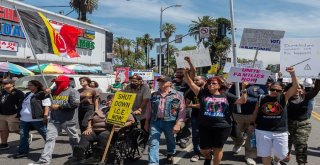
[28,80,44,92]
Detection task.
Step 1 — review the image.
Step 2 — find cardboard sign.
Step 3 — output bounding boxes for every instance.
[131,71,153,80]
[237,61,264,69]
[239,28,285,52]
[106,92,136,127]
[116,67,129,83]
[280,38,320,78]
[100,62,113,73]
[174,48,212,68]
[227,67,271,84]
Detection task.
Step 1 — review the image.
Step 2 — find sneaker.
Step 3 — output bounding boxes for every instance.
[232,145,242,154]
[245,157,256,165]
[190,154,200,162]
[0,143,9,150]
[28,161,50,165]
[28,133,33,145]
[166,155,174,164]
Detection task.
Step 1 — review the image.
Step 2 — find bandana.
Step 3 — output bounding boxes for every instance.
[53,76,70,95]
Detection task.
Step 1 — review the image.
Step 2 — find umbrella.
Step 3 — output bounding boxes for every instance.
[64,64,98,73]
[90,66,102,72]
[26,63,75,74]
[0,62,34,76]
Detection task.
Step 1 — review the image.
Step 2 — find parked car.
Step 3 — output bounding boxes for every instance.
[15,74,115,102]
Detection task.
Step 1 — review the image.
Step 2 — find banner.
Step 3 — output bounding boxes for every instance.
[239,28,285,52]
[227,67,271,84]
[106,92,136,127]
[280,38,320,78]
[131,71,153,80]
[100,62,113,74]
[174,48,212,68]
[116,67,129,83]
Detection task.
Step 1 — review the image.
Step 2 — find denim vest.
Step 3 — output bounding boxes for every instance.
[150,89,183,122]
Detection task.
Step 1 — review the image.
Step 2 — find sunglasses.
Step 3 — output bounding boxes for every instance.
[208,82,218,85]
[270,88,282,92]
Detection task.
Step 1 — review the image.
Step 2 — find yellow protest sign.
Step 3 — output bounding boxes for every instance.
[106,92,136,127]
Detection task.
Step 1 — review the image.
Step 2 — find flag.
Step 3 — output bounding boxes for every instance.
[59,25,81,58]
[17,9,80,58]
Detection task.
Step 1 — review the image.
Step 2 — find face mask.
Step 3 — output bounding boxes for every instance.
[130,84,138,89]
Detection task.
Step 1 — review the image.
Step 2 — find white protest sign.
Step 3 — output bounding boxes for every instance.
[280,38,320,78]
[223,62,232,73]
[237,61,264,69]
[240,28,285,52]
[174,48,212,68]
[100,62,113,73]
[131,71,153,80]
[199,27,210,39]
[227,67,271,85]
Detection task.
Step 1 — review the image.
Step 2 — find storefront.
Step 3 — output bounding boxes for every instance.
[0,0,112,66]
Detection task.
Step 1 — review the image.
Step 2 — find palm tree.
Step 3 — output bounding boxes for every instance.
[188,16,231,74]
[189,16,216,43]
[69,0,99,22]
[142,33,154,69]
[162,22,176,74]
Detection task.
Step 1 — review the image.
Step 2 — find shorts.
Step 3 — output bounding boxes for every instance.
[199,125,231,149]
[0,114,20,132]
[255,129,288,160]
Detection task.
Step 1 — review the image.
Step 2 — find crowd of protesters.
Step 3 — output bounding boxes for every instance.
[0,56,318,165]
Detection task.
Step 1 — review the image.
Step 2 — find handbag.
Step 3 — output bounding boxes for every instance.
[230,113,241,138]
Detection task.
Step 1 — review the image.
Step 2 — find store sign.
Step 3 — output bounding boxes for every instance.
[0,6,25,39]
[84,29,95,40]
[0,40,18,52]
[76,39,95,50]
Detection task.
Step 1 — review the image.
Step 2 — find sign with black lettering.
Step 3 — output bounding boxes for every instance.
[106,92,136,127]
[240,28,285,52]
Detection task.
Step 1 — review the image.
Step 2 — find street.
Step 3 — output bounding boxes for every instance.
[1,108,320,165]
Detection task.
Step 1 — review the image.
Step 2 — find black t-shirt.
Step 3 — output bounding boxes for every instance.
[185,89,199,117]
[173,81,189,94]
[198,89,233,128]
[0,88,25,115]
[256,94,288,132]
[287,98,309,121]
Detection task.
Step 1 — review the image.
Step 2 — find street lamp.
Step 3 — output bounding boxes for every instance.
[159,4,182,75]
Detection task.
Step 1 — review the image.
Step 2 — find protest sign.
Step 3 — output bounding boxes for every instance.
[227,67,271,84]
[131,71,153,80]
[106,92,136,127]
[239,28,285,52]
[174,48,212,68]
[208,64,219,74]
[223,62,233,73]
[116,67,129,83]
[237,61,264,69]
[280,38,320,78]
[100,62,113,73]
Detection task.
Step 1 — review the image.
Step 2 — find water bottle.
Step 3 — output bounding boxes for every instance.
[250,131,256,148]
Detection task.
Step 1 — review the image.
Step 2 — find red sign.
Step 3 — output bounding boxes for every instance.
[116,67,129,83]
[0,40,18,52]
[0,6,19,23]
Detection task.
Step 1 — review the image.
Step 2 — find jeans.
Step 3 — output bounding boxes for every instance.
[38,121,80,164]
[307,98,315,119]
[191,116,200,155]
[148,120,176,165]
[19,121,47,154]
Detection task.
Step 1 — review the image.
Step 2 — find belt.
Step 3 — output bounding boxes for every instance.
[156,118,164,121]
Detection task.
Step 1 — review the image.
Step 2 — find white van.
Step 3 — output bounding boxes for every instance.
[15,74,115,101]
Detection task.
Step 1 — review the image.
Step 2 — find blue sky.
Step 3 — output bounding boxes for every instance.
[22,0,320,66]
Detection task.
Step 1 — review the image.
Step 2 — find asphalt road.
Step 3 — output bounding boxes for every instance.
[1,105,320,165]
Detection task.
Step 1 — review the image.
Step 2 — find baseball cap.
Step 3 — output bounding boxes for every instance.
[53,75,70,82]
[157,76,172,82]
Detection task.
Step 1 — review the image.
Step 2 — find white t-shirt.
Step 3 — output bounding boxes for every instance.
[20,93,52,122]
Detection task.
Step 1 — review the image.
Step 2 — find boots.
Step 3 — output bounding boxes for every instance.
[83,147,103,164]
